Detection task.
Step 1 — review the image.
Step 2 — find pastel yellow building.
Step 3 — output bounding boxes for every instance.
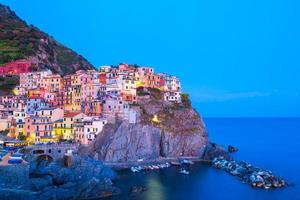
[53,112,86,140]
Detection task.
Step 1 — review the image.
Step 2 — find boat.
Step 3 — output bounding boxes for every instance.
[171,161,181,166]
[130,166,142,173]
[152,165,159,169]
[179,168,190,175]
[10,153,23,158]
[131,166,143,172]
[181,159,194,165]
[8,156,23,164]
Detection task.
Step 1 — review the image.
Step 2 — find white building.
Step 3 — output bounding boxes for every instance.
[34,107,64,122]
[164,91,182,103]
[74,117,107,145]
[102,95,129,123]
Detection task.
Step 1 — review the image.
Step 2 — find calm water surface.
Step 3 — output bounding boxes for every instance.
[112,118,300,200]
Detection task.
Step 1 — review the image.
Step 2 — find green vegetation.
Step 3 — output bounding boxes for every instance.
[181,93,191,108]
[131,102,140,107]
[0,40,25,65]
[18,148,30,154]
[148,88,163,100]
[137,89,149,96]
[0,75,19,94]
[17,133,27,141]
[0,129,9,136]
[0,5,94,75]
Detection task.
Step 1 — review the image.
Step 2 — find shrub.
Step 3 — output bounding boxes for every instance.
[17,133,27,141]
[181,93,191,108]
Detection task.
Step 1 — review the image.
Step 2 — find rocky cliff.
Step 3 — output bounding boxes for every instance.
[0,4,94,75]
[0,156,119,200]
[88,89,208,163]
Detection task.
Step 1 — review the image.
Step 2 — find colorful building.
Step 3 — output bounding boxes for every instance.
[24,116,54,142]
[0,59,34,75]
[74,117,107,145]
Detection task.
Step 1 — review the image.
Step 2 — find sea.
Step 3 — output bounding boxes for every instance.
[112,118,300,200]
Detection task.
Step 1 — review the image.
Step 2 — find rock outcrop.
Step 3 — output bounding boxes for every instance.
[0,156,120,200]
[87,89,208,163]
[202,142,232,161]
[212,157,286,189]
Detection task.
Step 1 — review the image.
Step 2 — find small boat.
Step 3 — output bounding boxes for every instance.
[179,168,190,175]
[153,165,159,169]
[171,161,181,166]
[131,166,142,173]
[8,156,23,164]
[10,153,23,158]
[181,159,194,165]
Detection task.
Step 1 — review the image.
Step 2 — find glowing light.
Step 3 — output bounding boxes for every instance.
[152,115,160,123]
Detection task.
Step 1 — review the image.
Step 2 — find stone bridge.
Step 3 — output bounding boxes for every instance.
[26,143,79,162]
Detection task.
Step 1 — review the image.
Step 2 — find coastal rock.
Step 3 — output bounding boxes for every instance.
[87,90,208,162]
[0,188,37,200]
[212,157,286,189]
[88,120,207,162]
[161,131,206,157]
[202,142,232,161]
[228,145,238,153]
[92,122,161,162]
[30,175,53,191]
[0,156,118,199]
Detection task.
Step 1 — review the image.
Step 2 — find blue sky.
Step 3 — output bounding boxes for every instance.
[1,0,300,117]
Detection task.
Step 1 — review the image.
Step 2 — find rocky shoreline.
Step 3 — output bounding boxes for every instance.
[0,156,120,200]
[212,157,286,189]
[0,142,288,200]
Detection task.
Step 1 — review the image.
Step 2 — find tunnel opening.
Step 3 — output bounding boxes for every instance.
[35,154,54,164]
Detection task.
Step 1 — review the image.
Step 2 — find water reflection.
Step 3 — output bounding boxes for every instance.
[111,119,300,200]
[144,176,166,200]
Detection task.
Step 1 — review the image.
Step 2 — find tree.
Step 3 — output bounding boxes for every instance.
[17,133,27,141]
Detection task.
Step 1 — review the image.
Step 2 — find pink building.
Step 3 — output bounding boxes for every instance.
[0,59,33,75]
[25,116,54,142]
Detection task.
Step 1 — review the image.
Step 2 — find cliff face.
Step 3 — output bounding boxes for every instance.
[0,4,94,75]
[89,89,208,163]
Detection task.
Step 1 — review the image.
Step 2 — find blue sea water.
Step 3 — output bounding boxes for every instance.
[113,118,300,200]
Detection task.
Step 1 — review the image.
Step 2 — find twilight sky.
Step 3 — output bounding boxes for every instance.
[1,0,300,117]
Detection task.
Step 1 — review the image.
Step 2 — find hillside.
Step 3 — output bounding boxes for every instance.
[0,4,94,75]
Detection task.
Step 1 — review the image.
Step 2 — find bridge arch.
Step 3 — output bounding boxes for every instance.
[35,154,54,163]
[33,149,45,154]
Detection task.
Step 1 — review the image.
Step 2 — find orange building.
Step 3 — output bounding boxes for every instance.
[99,73,106,84]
